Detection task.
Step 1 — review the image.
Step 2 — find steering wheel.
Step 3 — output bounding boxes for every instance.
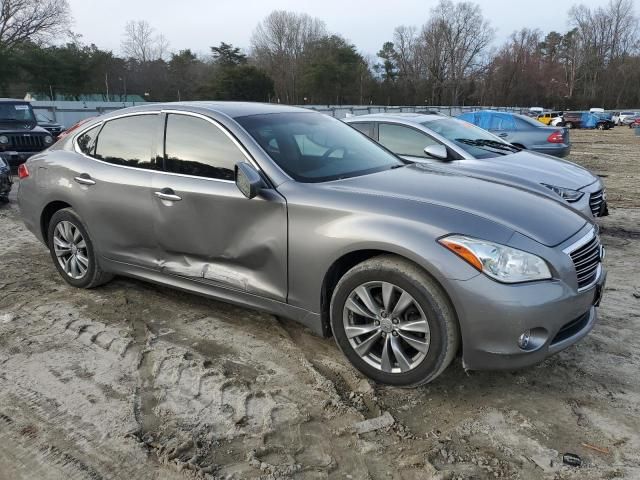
[321,146,347,160]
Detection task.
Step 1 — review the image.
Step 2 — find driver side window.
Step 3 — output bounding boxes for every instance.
[378,123,440,158]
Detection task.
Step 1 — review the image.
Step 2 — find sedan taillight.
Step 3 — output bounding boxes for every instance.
[17,163,29,179]
[547,131,565,144]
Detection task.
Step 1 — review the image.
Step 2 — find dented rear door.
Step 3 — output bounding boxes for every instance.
[151,112,288,301]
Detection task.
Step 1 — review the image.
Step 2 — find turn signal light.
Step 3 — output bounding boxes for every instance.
[439,238,483,271]
[17,163,29,179]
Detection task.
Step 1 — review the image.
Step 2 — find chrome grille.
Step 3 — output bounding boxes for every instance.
[7,134,45,151]
[568,231,602,290]
[589,190,605,216]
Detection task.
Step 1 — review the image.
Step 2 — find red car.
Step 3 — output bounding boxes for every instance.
[629,117,640,128]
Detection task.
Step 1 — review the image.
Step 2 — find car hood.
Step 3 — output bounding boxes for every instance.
[327,164,588,247]
[458,151,598,190]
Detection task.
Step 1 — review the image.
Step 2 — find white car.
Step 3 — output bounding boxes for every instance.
[618,111,639,125]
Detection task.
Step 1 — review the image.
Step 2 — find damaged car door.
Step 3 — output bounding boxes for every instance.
[151,112,288,301]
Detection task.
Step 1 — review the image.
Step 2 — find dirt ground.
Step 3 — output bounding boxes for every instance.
[0,127,638,480]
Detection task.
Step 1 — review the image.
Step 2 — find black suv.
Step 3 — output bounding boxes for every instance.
[0,99,54,172]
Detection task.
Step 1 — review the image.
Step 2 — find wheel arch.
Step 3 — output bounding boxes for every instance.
[320,248,461,342]
[40,200,73,247]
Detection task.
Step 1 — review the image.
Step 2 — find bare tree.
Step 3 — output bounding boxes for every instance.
[428,0,494,104]
[251,10,325,103]
[121,20,169,62]
[0,0,71,51]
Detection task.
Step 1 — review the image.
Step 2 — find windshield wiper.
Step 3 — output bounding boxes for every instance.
[455,138,520,154]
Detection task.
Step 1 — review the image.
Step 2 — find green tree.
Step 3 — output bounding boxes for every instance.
[211,42,247,67]
[205,65,273,101]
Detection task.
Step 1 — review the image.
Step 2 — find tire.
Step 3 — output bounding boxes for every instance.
[330,255,460,387]
[47,208,113,288]
[0,196,8,204]
[597,123,606,130]
[565,122,574,129]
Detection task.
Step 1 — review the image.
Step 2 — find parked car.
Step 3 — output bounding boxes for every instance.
[629,116,640,128]
[456,110,571,158]
[35,112,65,138]
[0,156,11,203]
[56,116,97,142]
[620,112,640,125]
[562,111,613,130]
[18,102,606,386]
[0,98,54,172]
[536,111,563,125]
[345,113,608,218]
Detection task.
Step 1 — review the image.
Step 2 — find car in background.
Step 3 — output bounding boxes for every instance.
[0,156,11,203]
[345,113,607,219]
[35,112,65,138]
[56,116,97,142]
[629,116,640,128]
[537,111,563,125]
[562,111,613,130]
[0,98,54,172]
[18,102,607,386]
[456,110,571,158]
[619,112,639,125]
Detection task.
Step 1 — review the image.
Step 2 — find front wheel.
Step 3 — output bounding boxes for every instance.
[565,122,574,129]
[330,255,460,387]
[47,208,113,288]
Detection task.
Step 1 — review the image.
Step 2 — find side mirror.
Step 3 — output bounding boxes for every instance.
[423,144,448,160]
[235,162,264,199]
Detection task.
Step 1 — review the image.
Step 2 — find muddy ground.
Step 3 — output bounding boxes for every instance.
[0,127,638,480]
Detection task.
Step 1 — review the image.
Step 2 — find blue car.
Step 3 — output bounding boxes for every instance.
[457,110,571,158]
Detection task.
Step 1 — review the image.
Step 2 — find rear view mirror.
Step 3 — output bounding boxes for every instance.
[423,144,448,160]
[235,162,264,199]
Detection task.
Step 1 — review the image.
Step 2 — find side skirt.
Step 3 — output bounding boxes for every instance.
[100,257,328,337]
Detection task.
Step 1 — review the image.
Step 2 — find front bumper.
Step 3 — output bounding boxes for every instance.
[0,151,40,172]
[450,266,606,371]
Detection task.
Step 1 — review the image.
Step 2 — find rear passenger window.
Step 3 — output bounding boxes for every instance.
[164,114,245,181]
[350,122,374,138]
[77,126,100,155]
[94,115,159,169]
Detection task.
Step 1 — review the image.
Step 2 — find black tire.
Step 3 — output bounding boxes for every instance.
[565,122,574,129]
[0,196,9,204]
[330,255,460,387]
[47,208,113,288]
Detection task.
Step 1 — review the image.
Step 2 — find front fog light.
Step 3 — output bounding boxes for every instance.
[518,331,531,349]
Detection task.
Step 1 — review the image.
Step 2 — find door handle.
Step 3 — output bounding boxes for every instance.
[74,175,96,186]
[154,190,182,202]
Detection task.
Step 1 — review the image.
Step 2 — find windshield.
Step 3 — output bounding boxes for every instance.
[0,102,36,123]
[36,112,53,122]
[423,118,519,159]
[236,112,405,182]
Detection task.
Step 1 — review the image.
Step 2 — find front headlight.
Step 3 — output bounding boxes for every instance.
[0,135,8,144]
[541,183,584,202]
[439,235,551,283]
[44,135,53,145]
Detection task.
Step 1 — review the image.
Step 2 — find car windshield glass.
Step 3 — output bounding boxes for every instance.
[236,112,405,182]
[423,118,519,159]
[0,103,36,123]
[36,112,53,122]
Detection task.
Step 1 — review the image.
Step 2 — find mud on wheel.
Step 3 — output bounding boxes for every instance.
[330,255,460,387]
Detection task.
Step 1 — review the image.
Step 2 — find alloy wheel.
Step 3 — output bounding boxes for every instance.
[53,220,89,279]
[342,281,430,373]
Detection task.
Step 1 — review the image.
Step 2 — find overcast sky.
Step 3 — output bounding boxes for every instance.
[67,0,605,58]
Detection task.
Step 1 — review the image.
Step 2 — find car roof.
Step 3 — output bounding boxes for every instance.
[0,98,29,103]
[344,113,444,124]
[99,101,310,120]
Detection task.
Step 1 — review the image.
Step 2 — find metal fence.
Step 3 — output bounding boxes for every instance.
[31,101,533,128]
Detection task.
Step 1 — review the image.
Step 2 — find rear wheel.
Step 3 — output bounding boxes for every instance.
[330,255,459,387]
[47,208,113,288]
[565,122,574,129]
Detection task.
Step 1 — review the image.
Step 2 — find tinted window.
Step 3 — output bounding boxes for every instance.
[164,114,244,181]
[94,115,158,169]
[77,126,100,155]
[350,122,374,138]
[236,112,403,183]
[378,124,439,157]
